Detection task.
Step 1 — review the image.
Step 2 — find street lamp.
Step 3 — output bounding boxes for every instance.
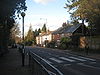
[21,12,25,66]
[21,12,25,41]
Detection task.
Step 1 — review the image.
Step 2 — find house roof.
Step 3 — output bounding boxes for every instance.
[52,27,63,34]
[52,24,81,34]
[63,24,81,33]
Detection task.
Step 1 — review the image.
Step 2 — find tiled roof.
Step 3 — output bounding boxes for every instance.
[52,27,63,34]
[52,24,81,34]
[63,24,81,33]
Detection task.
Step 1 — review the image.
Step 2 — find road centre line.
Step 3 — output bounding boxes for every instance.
[69,57,86,61]
[59,57,75,62]
[49,58,63,63]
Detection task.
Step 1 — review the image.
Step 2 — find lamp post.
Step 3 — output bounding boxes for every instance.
[21,12,25,42]
[21,12,25,66]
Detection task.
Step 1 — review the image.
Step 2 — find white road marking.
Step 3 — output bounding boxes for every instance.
[59,57,75,62]
[43,59,53,64]
[63,64,71,66]
[30,51,64,75]
[78,56,96,61]
[69,57,86,61]
[49,58,63,63]
[77,63,100,70]
[48,70,57,75]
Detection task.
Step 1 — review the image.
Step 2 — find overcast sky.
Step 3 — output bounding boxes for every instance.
[19,0,70,34]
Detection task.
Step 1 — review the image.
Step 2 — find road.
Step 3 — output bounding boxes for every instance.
[25,46,100,75]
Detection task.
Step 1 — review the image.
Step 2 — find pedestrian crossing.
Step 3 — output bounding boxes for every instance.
[49,58,63,63]
[78,56,96,61]
[49,56,96,64]
[59,57,75,62]
[69,57,86,61]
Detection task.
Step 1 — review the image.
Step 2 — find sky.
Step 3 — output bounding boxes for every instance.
[19,0,70,34]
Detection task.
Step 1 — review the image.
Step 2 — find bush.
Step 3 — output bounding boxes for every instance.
[59,37,72,49]
[46,41,56,48]
[59,43,67,49]
[24,40,33,46]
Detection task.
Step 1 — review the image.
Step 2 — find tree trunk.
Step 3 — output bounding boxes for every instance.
[0,24,9,56]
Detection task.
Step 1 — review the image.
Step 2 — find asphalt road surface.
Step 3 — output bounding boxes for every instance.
[25,46,100,75]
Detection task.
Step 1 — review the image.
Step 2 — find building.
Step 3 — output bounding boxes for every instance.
[36,31,53,47]
[52,23,88,48]
[36,23,89,48]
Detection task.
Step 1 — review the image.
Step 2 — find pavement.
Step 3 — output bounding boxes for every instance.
[0,48,32,75]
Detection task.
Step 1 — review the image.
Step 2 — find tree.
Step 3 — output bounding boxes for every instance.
[65,0,100,33]
[0,0,27,20]
[25,25,34,45]
[71,20,79,25]
[0,0,27,54]
[38,28,41,34]
[34,29,38,36]
[10,22,21,44]
[42,24,47,32]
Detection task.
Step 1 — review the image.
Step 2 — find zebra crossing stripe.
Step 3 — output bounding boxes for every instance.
[49,56,95,64]
[78,56,96,61]
[69,57,86,61]
[59,57,75,62]
[49,58,63,63]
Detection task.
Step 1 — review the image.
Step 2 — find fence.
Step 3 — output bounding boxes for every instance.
[28,50,63,75]
[86,36,100,49]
